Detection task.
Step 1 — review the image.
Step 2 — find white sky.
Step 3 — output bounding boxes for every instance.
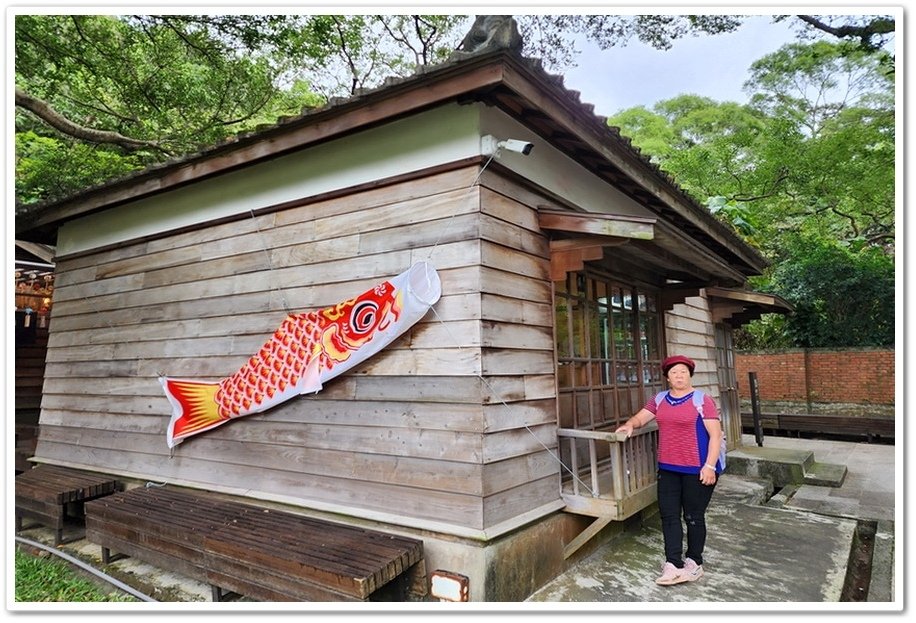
[562,15,801,115]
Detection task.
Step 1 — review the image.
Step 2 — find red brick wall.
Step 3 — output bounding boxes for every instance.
[735,348,894,406]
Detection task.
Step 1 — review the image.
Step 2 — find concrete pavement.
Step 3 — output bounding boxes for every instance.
[526,434,898,606]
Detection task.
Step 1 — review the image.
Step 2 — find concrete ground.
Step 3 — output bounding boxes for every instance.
[526,434,899,607]
[12,435,899,609]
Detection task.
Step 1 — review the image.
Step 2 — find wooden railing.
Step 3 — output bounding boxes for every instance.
[556,421,659,521]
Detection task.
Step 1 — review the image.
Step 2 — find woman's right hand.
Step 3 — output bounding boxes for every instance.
[615,423,635,438]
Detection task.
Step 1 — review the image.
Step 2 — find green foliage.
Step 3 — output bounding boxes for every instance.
[769,236,894,347]
[733,314,794,350]
[14,14,468,207]
[706,196,757,237]
[16,130,143,204]
[609,95,771,240]
[14,14,327,205]
[15,548,137,602]
[609,41,894,257]
[608,39,894,348]
[17,14,896,211]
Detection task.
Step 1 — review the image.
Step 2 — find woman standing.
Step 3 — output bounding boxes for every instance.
[615,354,724,586]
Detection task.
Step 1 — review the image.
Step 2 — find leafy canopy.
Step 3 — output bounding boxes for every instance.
[768,235,894,347]
[608,39,894,348]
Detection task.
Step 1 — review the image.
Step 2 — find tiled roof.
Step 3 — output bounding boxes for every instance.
[15,47,767,275]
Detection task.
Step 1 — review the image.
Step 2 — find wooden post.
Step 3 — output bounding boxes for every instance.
[749,371,763,447]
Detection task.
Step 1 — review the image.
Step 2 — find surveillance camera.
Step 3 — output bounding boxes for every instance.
[498,139,534,155]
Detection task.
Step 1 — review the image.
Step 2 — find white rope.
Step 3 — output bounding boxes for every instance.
[427,305,595,496]
[15,535,158,602]
[424,151,499,262]
[419,152,597,495]
[248,207,293,316]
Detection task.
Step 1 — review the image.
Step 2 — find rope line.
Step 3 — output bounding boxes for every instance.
[424,151,499,262]
[249,208,293,316]
[420,151,597,495]
[427,305,595,496]
[64,144,595,490]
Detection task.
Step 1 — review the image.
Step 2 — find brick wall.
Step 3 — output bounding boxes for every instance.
[735,348,895,408]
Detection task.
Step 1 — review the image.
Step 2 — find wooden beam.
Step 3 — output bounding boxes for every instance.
[659,287,702,311]
[538,208,654,240]
[711,302,748,324]
[549,236,628,252]
[549,246,604,281]
[563,516,613,559]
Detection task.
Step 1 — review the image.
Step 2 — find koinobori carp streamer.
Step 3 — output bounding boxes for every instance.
[160,262,441,448]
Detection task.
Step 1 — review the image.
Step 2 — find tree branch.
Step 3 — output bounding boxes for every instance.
[15,87,166,153]
[796,15,895,50]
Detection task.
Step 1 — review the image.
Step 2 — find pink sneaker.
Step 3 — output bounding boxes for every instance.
[655,561,687,585]
[682,557,704,582]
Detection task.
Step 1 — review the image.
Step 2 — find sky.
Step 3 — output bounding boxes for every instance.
[562,15,801,116]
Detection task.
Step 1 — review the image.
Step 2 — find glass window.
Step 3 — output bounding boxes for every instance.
[554,270,664,430]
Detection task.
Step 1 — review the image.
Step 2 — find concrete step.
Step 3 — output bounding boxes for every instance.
[804,461,848,487]
[868,519,895,602]
[726,445,847,488]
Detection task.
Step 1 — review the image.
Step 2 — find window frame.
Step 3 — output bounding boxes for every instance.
[554,268,665,431]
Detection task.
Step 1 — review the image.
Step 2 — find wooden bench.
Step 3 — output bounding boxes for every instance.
[85,486,427,602]
[15,464,122,545]
[742,412,895,442]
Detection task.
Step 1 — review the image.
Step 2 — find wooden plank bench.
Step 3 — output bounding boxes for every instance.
[85,486,427,602]
[15,464,122,545]
[741,412,895,442]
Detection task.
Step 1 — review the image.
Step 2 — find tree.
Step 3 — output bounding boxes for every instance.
[608,40,894,349]
[767,235,894,347]
[743,41,895,252]
[15,15,326,204]
[15,13,896,208]
[14,14,469,205]
[789,15,895,54]
[608,40,894,256]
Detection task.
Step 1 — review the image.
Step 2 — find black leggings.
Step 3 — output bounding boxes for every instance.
[657,468,716,567]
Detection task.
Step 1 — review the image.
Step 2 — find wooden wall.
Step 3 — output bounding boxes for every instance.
[664,295,720,400]
[34,164,562,535]
[15,319,48,472]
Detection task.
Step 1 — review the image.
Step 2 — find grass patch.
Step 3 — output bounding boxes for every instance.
[15,547,138,602]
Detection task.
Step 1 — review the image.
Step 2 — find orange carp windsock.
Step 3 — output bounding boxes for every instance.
[160,262,441,448]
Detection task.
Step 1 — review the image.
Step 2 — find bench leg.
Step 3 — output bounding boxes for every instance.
[100,547,129,564]
[102,546,121,564]
[211,585,240,602]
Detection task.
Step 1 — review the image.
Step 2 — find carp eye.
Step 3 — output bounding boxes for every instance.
[350,300,380,335]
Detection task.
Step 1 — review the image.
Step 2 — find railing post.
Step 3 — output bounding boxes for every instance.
[588,439,600,497]
[611,441,625,502]
[569,438,579,496]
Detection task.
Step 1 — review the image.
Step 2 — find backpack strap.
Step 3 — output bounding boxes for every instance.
[657,388,726,471]
[656,389,705,413]
[692,389,705,416]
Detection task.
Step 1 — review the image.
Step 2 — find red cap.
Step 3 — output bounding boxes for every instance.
[662,355,695,376]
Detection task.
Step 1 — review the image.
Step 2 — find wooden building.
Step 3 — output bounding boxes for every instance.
[16,45,790,600]
[14,241,55,473]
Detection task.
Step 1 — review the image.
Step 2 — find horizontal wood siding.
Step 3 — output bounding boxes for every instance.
[664,295,720,400]
[16,325,48,416]
[16,325,48,470]
[475,179,561,527]
[35,166,564,533]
